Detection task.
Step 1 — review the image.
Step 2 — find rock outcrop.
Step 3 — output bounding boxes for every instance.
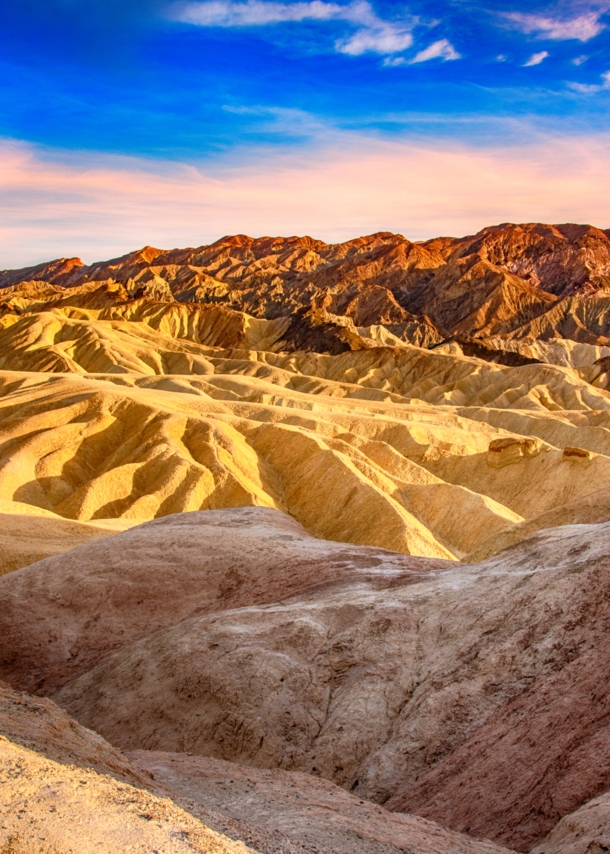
[0,681,513,854]
[0,508,450,693]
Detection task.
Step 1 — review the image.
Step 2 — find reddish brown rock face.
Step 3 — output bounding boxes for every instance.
[386,597,610,851]
[454,223,610,298]
[3,222,610,350]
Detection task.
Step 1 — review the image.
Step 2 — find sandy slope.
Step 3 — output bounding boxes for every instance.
[2,345,610,562]
[0,499,136,575]
[0,684,253,854]
[128,749,514,854]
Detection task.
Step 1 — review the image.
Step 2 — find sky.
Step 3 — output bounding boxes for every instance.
[1,0,610,266]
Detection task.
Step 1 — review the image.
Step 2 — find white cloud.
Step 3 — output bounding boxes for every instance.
[523,50,549,67]
[572,54,589,65]
[569,70,610,93]
[337,24,413,55]
[504,11,605,42]
[382,55,406,67]
[168,0,416,55]
[410,38,460,64]
[170,0,345,25]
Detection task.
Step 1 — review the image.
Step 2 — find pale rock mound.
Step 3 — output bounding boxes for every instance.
[0,682,253,854]
[0,507,450,692]
[0,738,253,854]
[532,790,610,854]
[128,750,514,854]
[2,509,603,850]
[0,681,151,788]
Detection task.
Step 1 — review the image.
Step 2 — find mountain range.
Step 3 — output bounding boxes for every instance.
[4,222,610,358]
[4,223,610,854]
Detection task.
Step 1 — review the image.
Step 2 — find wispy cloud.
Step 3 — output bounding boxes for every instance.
[410,39,460,64]
[523,50,549,67]
[569,70,610,92]
[3,131,610,268]
[382,56,407,67]
[504,11,606,42]
[336,23,413,55]
[168,0,415,55]
[572,54,589,65]
[170,0,359,26]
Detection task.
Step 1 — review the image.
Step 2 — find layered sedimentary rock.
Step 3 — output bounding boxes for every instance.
[2,333,610,561]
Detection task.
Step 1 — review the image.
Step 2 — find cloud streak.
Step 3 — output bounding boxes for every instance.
[410,39,460,64]
[168,0,415,55]
[569,69,610,92]
[2,132,610,268]
[523,50,549,67]
[504,11,606,42]
[171,0,357,26]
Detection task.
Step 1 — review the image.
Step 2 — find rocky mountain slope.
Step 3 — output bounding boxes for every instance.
[4,222,610,351]
[4,253,610,564]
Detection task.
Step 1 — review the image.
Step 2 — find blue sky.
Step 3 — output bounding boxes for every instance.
[1,0,610,265]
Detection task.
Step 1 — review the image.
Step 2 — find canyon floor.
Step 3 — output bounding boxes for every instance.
[3,224,610,853]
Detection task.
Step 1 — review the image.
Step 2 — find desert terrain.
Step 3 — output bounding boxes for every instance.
[3,223,610,853]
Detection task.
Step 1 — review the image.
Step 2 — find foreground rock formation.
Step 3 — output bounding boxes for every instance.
[0,681,512,854]
[2,509,610,852]
[128,750,513,854]
[0,683,252,854]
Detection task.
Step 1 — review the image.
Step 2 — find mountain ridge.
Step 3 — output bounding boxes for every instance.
[4,222,610,356]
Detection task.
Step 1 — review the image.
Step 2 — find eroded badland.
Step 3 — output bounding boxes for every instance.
[3,223,610,853]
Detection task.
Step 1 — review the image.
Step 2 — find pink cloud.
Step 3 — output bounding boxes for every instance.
[1,133,610,267]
